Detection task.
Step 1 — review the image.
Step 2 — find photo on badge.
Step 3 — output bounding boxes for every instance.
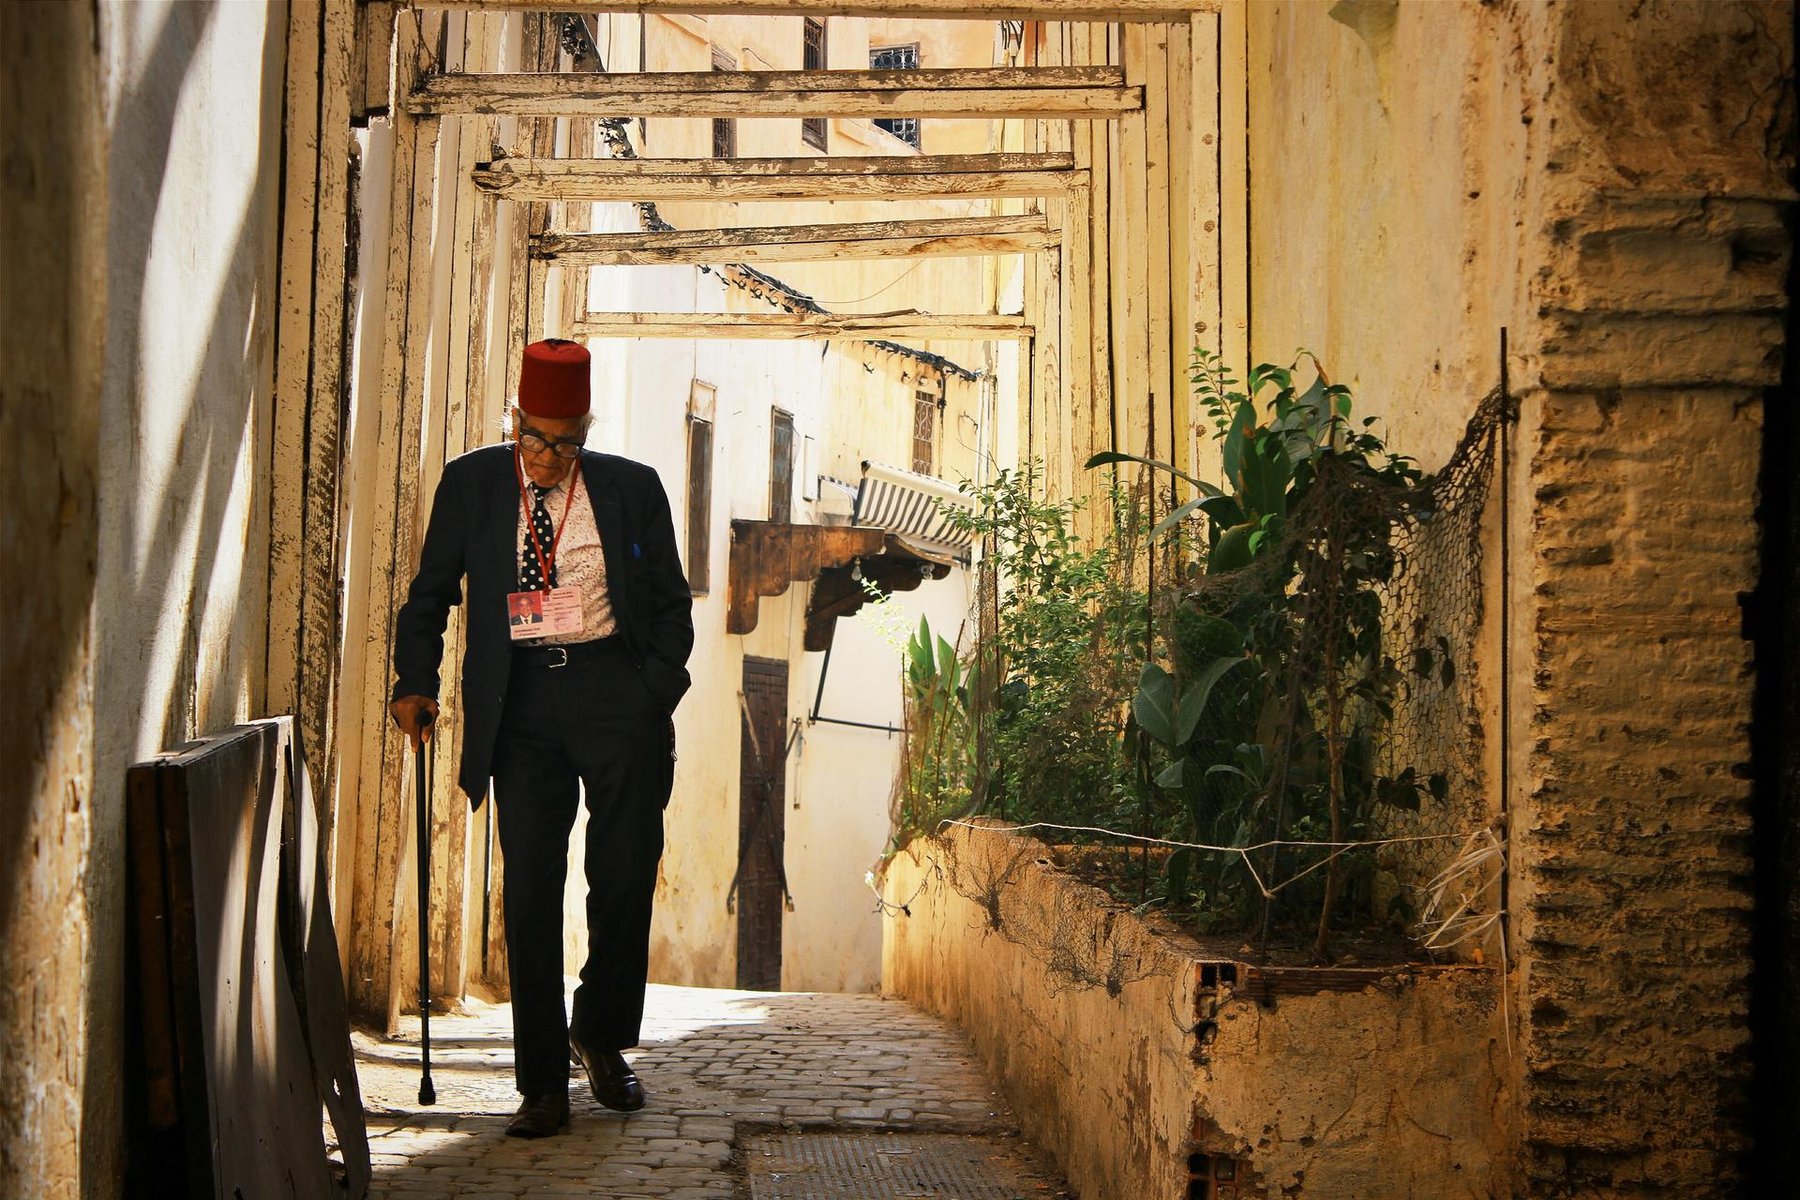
[508,590,545,635]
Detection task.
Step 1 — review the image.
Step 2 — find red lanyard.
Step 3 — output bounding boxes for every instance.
[514,447,579,589]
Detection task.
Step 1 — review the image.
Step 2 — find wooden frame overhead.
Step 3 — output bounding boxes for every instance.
[533,214,1057,267]
[411,0,1221,18]
[408,66,1141,119]
[473,153,1085,202]
[565,312,1031,341]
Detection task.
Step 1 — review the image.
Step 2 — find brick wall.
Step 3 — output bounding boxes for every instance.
[1512,3,1792,1192]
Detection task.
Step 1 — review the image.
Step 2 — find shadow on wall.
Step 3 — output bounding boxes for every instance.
[73,0,288,1190]
[0,2,105,950]
[0,0,107,1189]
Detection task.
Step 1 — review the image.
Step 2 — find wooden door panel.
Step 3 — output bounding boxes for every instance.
[736,657,788,990]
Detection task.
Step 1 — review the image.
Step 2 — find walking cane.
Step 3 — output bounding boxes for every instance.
[415,709,437,1106]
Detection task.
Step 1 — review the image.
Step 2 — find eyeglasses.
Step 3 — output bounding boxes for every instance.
[518,429,584,459]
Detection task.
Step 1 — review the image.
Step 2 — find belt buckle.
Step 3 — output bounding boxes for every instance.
[545,646,569,669]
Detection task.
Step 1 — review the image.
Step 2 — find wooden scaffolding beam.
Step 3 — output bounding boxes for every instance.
[533,214,1056,267]
[408,66,1141,119]
[269,0,357,799]
[411,0,1221,18]
[565,312,1031,341]
[474,154,1086,202]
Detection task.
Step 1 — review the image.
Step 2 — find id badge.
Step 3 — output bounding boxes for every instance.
[507,585,584,641]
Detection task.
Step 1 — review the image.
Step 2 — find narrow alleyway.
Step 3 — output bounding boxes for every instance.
[348,984,1069,1198]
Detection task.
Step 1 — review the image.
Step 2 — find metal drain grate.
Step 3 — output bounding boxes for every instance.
[742,1130,1062,1199]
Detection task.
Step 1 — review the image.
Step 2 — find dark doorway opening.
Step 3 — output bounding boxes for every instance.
[1747,123,1799,1189]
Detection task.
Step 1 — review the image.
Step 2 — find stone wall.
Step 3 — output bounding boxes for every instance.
[1244,2,1794,1193]
[883,825,1510,1200]
[1511,3,1789,1191]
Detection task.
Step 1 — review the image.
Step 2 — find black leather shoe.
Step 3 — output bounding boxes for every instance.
[506,1091,570,1138]
[569,1033,646,1112]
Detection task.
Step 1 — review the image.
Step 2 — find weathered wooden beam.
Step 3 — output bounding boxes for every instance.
[533,214,1056,266]
[556,114,599,334]
[411,0,1221,19]
[565,311,1031,341]
[341,5,440,1028]
[504,150,1072,179]
[444,64,1122,95]
[474,155,1086,202]
[409,66,1141,119]
[1217,2,1250,379]
[351,0,394,125]
[504,20,559,409]
[271,0,358,826]
[728,522,886,639]
[429,7,515,1007]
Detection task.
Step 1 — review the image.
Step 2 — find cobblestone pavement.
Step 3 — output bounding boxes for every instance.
[348,983,1066,1198]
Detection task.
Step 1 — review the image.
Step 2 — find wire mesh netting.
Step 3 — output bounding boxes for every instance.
[1370,391,1505,924]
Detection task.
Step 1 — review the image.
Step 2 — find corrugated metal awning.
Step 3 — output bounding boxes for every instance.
[853,461,974,563]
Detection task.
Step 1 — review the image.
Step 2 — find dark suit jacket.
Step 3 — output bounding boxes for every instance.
[391,444,695,804]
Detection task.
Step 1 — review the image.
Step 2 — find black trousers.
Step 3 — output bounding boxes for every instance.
[490,636,666,1097]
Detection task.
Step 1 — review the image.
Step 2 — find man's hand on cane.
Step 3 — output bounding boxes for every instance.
[390,695,441,750]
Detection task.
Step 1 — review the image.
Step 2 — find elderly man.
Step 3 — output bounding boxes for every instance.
[389,338,694,1138]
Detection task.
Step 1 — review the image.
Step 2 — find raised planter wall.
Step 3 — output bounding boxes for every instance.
[882,824,1514,1199]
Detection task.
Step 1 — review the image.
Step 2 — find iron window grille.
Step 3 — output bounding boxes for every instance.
[801,19,828,151]
[912,389,936,475]
[869,43,921,149]
[769,410,795,524]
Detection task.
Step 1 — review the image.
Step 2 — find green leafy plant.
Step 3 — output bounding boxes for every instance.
[940,463,1147,832]
[890,614,975,852]
[1089,350,1447,957]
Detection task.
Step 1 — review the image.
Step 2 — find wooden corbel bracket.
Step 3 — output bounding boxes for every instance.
[726,520,885,637]
[803,537,951,652]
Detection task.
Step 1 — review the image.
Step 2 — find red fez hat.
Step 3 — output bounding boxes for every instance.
[518,338,591,419]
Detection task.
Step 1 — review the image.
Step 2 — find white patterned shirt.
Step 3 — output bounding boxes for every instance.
[515,462,617,644]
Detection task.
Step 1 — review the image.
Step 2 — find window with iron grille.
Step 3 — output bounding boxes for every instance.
[800,19,828,151]
[711,47,737,159]
[769,410,795,523]
[870,44,921,149]
[685,416,714,593]
[912,389,936,475]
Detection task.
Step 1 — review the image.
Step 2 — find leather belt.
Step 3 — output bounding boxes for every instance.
[513,634,622,670]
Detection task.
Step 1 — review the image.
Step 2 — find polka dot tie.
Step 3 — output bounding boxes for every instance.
[521,483,558,590]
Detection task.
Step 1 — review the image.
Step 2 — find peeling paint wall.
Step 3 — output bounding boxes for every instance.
[883,826,1510,1200]
[1244,0,1535,468]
